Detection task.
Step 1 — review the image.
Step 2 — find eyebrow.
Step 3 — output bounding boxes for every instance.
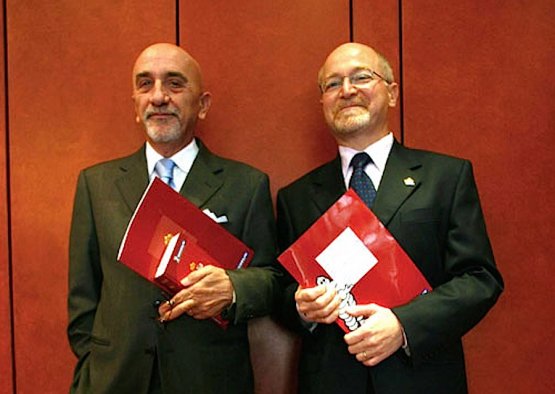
[166,71,188,81]
[324,67,373,80]
[135,71,188,82]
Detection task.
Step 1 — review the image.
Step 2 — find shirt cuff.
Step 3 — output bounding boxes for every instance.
[401,327,411,356]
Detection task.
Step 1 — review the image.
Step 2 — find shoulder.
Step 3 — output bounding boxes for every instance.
[79,146,145,177]
[213,152,267,178]
[278,157,339,197]
[399,143,468,163]
[197,141,269,185]
[394,143,472,174]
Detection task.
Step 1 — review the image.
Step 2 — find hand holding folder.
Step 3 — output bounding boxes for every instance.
[117,178,254,327]
[278,189,432,333]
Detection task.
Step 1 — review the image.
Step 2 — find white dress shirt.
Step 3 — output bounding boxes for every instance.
[338,132,394,191]
[146,139,200,191]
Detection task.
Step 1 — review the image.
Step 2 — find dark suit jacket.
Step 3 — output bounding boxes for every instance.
[68,140,280,394]
[276,141,503,394]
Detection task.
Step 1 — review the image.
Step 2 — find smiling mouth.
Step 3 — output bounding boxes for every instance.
[147,113,176,120]
[338,105,365,112]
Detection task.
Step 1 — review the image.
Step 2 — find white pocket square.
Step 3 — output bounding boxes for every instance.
[202,208,228,223]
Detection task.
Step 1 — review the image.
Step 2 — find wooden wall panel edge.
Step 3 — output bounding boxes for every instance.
[0,0,15,391]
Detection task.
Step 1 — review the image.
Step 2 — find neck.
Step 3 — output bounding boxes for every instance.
[334,128,389,151]
[149,137,194,158]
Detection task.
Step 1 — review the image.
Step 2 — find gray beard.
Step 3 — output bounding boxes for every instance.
[144,117,182,143]
[332,111,371,134]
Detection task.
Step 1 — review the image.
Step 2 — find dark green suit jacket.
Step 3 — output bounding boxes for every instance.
[68,140,280,394]
[276,142,503,394]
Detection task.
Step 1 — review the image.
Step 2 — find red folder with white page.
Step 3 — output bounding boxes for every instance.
[117,177,254,327]
[278,189,432,333]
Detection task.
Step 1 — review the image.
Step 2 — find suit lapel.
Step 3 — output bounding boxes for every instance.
[310,156,346,214]
[181,141,223,208]
[373,142,422,226]
[114,146,150,213]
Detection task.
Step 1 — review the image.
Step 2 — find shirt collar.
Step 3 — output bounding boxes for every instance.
[338,132,394,177]
[146,138,200,177]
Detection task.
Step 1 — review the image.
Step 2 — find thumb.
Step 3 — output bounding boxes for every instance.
[345,303,380,317]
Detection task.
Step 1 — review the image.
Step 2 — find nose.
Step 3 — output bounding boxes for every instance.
[339,77,357,98]
[149,80,170,106]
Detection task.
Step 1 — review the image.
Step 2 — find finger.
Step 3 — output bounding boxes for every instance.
[180,265,214,287]
[354,349,383,367]
[356,350,371,363]
[347,337,372,355]
[164,299,195,321]
[299,286,337,312]
[297,293,331,315]
[158,303,171,317]
[344,322,373,346]
[187,298,229,320]
[316,292,341,318]
[304,294,341,324]
[317,307,341,324]
[295,285,327,303]
[345,303,380,317]
[363,353,387,367]
[188,308,211,320]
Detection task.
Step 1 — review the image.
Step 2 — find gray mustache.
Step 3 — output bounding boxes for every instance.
[144,109,179,119]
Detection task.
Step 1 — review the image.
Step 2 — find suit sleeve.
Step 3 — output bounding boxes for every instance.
[393,161,503,365]
[67,171,102,360]
[274,189,314,333]
[225,173,282,323]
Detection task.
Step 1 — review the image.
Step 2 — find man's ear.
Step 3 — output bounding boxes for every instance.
[132,94,141,124]
[387,82,399,107]
[198,92,212,120]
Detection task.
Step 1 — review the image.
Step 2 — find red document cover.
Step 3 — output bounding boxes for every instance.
[117,178,254,326]
[153,232,220,295]
[278,189,432,333]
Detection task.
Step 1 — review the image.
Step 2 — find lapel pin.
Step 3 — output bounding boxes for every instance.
[403,177,416,187]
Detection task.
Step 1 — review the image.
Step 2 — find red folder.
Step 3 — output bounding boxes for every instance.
[117,178,253,325]
[278,189,431,332]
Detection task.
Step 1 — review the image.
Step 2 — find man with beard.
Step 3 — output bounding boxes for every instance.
[276,43,503,393]
[67,43,280,393]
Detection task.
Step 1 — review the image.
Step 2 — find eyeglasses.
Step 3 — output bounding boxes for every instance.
[321,69,391,94]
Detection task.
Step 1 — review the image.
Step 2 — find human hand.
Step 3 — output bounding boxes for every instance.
[158,265,234,322]
[343,303,404,366]
[294,284,341,324]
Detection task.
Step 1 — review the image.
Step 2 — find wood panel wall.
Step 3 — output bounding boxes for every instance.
[401,2,555,393]
[4,1,175,393]
[1,1,13,393]
[1,1,553,393]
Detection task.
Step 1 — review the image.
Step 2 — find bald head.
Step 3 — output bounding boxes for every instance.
[133,43,205,90]
[318,43,394,90]
[318,42,399,149]
[132,43,211,157]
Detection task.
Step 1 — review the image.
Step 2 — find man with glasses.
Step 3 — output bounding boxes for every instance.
[276,42,503,393]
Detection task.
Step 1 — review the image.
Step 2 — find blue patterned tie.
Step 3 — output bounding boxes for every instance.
[349,152,377,208]
[155,158,177,190]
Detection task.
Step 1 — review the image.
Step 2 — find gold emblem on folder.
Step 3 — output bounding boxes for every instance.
[163,233,173,245]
